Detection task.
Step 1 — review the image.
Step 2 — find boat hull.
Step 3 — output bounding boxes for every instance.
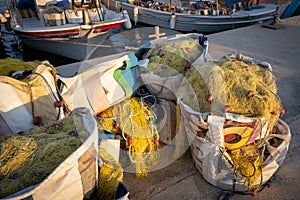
[19,32,109,60]
[13,19,126,60]
[7,1,127,61]
[103,0,277,33]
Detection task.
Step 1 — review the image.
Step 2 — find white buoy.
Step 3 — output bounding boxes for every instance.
[133,6,139,26]
[170,13,176,29]
[123,10,132,29]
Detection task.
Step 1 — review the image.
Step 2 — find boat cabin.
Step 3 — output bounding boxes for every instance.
[11,0,106,27]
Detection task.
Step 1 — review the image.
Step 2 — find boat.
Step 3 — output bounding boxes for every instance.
[102,0,278,33]
[2,0,132,60]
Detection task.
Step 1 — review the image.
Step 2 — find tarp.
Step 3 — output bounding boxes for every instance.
[58,53,138,115]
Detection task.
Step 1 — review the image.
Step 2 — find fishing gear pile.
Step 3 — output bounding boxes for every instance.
[176,54,287,194]
[98,147,124,199]
[139,36,203,77]
[177,54,282,130]
[97,97,159,178]
[0,58,39,76]
[0,114,90,198]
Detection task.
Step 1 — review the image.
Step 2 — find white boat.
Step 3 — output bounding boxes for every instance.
[2,0,131,60]
[102,0,278,33]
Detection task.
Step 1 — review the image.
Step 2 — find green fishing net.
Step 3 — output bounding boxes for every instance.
[177,55,281,130]
[139,37,203,77]
[0,58,39,76]
[0,114,89,198]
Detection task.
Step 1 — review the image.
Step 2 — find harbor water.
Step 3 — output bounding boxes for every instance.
[0,0,292,66]
[0,0,182,66]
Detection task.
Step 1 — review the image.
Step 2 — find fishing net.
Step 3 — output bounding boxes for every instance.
[136,33,205,101]
[97,97,159,178]
[98,147,124,199]
[181,102,290,194]
[177,53,286,194]
[226,144,264,193]
[139,35,203,77]
[177,54,282,131]
[176,61,218,112]
[0,58,39,76]
[219,118,291,194]
[0,112,91,198]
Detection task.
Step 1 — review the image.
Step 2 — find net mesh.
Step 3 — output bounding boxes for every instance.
[0,114,89,198]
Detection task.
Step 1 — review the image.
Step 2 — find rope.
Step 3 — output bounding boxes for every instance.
[29,37,139,50]
[25,81,35,118]
[121,102,136,140]
[32,72,59,102]
[32,72,63,120]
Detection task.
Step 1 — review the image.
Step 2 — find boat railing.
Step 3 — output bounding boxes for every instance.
[6,0,112,28]
[123,0,261,16]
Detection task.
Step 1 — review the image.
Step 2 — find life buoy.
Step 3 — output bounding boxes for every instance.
[224,126,253,150]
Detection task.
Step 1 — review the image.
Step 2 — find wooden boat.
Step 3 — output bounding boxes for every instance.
[3,0,131,60]
[102,0,278,33]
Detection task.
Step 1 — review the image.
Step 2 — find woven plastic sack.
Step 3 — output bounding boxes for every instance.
[58,53,138,115]
[0,61,65,135]
[136,33,207,101]
[2,107,98,200]
[177,98,291,193]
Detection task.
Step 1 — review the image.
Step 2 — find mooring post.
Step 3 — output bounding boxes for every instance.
[148,26,166,39]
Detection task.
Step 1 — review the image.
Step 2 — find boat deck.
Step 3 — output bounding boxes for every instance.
[14,16,79,31]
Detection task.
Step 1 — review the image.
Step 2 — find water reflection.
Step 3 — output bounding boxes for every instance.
[0,24,21,59]
[88,27,181,59]
[0,0,20,60]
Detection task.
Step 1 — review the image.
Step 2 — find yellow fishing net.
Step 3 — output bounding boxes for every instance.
[97,97,159,178]
[177,55,282,130]
[176,61,216,112]
[140,37,203,77]
[98,147,124,199]
[0,58,39,76]
[176,54,283,194]
[0,114,89,198]
[227,144,264,194]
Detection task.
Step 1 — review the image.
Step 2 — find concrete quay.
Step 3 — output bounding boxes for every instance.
[123,15,300,200]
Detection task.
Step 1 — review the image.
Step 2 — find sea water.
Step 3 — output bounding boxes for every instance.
[0,0,181,66]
